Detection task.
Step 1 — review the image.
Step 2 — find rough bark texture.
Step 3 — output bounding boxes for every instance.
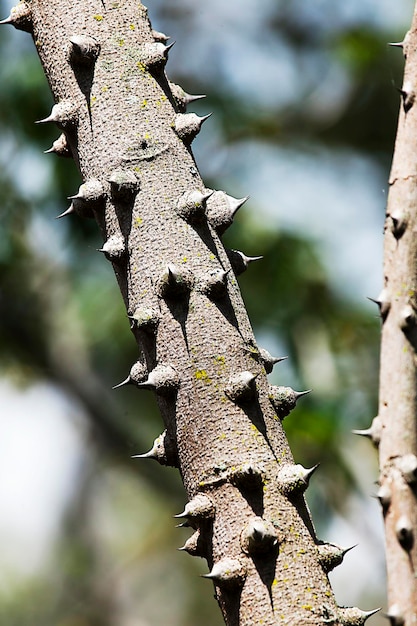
[376,9,417,626]
[5,1,376,624]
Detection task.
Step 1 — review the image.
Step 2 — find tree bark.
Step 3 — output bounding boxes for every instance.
[4,1,376,624]
[376,7,417,625]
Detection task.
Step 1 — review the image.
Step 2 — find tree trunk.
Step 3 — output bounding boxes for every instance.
[376,7,417,625]
[4,1,376,624]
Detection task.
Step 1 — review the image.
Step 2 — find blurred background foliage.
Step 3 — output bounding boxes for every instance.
[0,0,413,624]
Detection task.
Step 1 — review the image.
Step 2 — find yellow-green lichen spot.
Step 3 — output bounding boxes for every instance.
[195,369,211,383]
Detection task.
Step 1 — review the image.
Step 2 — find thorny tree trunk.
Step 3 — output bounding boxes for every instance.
[372,5,417,625]
[3,1,379,625]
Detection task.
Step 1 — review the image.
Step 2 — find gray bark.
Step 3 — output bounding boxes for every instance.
[4,1,376,624]
[375,9,417,625]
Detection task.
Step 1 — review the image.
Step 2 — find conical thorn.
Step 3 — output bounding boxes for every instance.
[152,29,170,43]
[136,364,180,395]
[164,41,176,55]
[36,114,55,125]
[317,542,357,573]
[175,520,190,528]
[228,194,249,218]
[131,450,153,459]
[112,376,131,390]
[385,604,405,626]
[0,2,32,32]
[202,558,246,587]
[131,432,172,465]
[352,426,371,437]
[174,494,215,520]
[338,606,380,625]
[304,464,320,482]
[395,516,414,551]
[294,389,312,400]
[169,83,207,112]
[186,93,206,104]
[69,34,100,64]
[56,204,75,219]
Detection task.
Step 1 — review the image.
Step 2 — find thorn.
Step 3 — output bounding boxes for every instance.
[169,83,207,112]
[352,416,382,448]
[294,389,312,400]
[35,100,79,129]
[338,607,380,625]
[37,113,58,124]
[351,427,373,438]
[158,263,193,298]
[226,249,263,275]
[68,179,104,203]
[202,558,246,587]
[225,371,257,403]
[398,81,415,113]
[56,204,75,219]
[174,112,212,145]
[139,42,172,72]
[241,517,278,555]
[0,2,32,32]
[136,364,180,395]
[268,385,311,420]
[317,542,357,573]
[186,93,206,104]
[98,234,126,261]
[229,463,263,489]
[176,189,213,222]
[397,453,417,485]
[67,179,105,217]
[376,484,391,513]
[385,604,405,626]
[206,191,249,235]
[108,168,140,201]
[400,304,417,333]
[367,288,391,321]
[152,29,170,43]
[44,134,72,158]
[178,530,203,556]
[390,211,408,239]
[175,520,190,528]
[131,450,155,459]
[113,360,147,389]
[174,494,215,521]
[257,348,287,374]
[69,34,100,64]
[388,41,404,48]
[112,376,131,390]
[128,307,160,333]
[277,463,319,496]
[228,194,249,218]
[132,431,172,465]
[395,516,414,552]
[202,268,229,300]
[164,41,176,55]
